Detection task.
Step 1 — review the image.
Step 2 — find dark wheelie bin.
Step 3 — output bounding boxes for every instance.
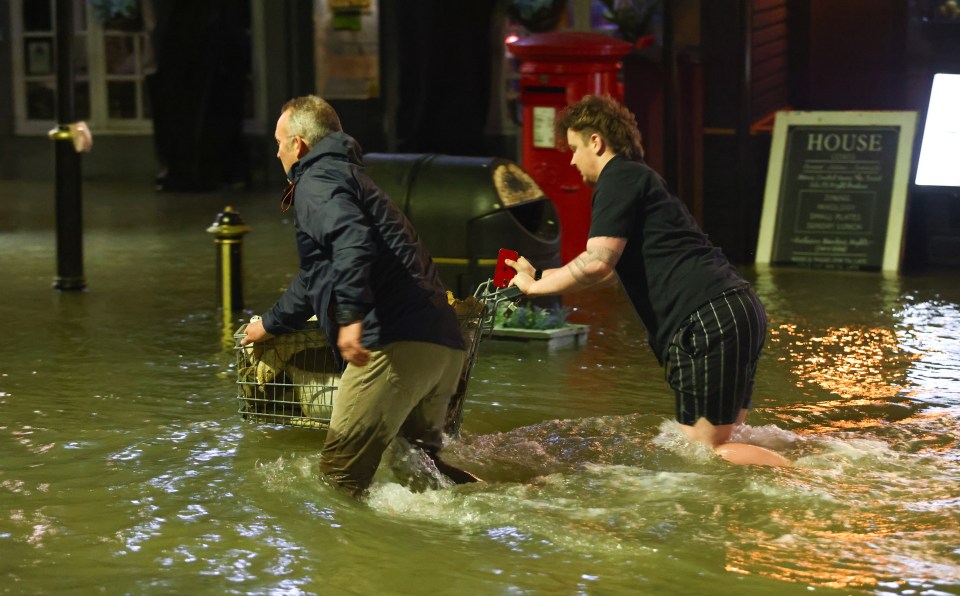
[364,153,562,298]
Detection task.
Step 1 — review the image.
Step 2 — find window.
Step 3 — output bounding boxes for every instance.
[10,0,154,135]
[10,1,262,137]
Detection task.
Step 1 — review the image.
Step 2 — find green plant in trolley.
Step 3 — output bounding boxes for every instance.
[496,303,571,330]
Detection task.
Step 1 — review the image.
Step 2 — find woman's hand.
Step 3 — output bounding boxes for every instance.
[505,256,536,278]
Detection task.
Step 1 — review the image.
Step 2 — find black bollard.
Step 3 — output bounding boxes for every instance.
[207,206,252,314]
[51,0,85,291]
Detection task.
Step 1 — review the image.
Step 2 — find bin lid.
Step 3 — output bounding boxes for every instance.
[507,31,632,63]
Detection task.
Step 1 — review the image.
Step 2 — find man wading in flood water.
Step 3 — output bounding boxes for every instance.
[507,95,790,467]
[241,95,479,496]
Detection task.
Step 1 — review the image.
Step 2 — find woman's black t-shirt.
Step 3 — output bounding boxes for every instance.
[588,155,747,363]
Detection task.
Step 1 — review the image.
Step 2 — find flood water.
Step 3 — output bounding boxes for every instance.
[2,179,959,595]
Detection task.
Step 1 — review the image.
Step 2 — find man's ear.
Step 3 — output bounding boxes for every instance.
[294,136,310,158]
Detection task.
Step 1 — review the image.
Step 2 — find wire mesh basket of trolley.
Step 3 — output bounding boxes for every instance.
[233,282,523,434]
[234,321,339,429]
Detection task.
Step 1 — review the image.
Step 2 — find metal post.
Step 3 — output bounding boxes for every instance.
[207,206,252,314]
[52,0,85,291]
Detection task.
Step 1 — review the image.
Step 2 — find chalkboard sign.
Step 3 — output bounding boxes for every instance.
[756,112,917,272]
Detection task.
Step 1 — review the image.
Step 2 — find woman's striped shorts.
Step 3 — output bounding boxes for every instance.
[664,285,767,426]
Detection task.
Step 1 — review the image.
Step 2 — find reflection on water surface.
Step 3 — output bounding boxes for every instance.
[1,182,958,594]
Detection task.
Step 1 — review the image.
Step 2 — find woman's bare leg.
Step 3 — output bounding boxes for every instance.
[680,409,791,467]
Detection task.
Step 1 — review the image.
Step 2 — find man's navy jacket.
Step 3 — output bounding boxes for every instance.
[261,131,464,370]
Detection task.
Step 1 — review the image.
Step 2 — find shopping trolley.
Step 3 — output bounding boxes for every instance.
[233,281,522,435]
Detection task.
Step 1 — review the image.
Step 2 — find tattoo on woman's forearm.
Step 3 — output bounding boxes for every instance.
[568,246,620,286]
[568,258,592,285]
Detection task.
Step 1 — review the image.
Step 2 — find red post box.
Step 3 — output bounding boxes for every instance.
[508,31,632,263]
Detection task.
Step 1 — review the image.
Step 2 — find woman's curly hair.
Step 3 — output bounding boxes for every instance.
[555,95,644,161]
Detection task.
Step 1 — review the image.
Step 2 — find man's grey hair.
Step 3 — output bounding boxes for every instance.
[281,95,342,147]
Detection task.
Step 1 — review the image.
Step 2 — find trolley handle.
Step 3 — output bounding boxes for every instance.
[470,279,526,336]
[488,285,523,301]
[473,279,524,306]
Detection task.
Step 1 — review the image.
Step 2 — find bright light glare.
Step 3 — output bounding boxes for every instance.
[915,73,960,188]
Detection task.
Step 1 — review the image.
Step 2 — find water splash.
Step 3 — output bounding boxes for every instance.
[365,411,960,592]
